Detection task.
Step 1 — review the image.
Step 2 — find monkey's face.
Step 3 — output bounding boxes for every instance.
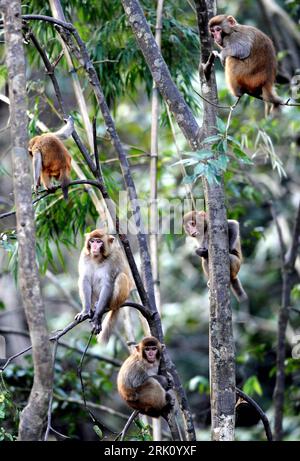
[183,212,206,238]
[184,219,199,237]
[144,346,159,363]
[89,238,104,257]
[210,25,223,46]
[209,15,237,47]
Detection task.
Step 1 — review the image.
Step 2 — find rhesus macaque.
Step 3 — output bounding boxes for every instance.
[183,210,247,302]
[75,229,133,342]
[28,117,74,200]
[117,336,173,418]
[208,15,282,112]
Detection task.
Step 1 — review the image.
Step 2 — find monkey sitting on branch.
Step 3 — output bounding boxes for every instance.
[28,116,74,200]
[117,336,173,418]
[205,15,283,114]
[75,229,133,342]
[183,210,248,302]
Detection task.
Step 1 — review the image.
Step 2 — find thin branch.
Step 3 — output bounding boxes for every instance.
[115,410,140,441]
[44,339,58,441]
[53,393,129,420]
[0,326,121,367]
[273,201,300,440]
[236,388,273,441]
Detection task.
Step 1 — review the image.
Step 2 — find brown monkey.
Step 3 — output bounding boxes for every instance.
[183,210,247,302]
[28,117,74,200]
[117,336,173,418]
[208,15,282,112]
[75,229,133,342]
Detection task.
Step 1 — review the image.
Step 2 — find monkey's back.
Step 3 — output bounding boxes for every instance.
[30,134,71,177]
[225,25,277,97]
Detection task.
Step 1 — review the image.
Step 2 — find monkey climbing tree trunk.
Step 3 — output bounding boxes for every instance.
[0,0,53,440]
[195,0,236,441]
[121,0,236,441]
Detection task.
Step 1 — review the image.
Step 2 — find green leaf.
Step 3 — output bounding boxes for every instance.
[194,162,206,176]
[243,376,263,397]
[202,134,222,144]
[93,425,103,439]
[216,117,226,134]
[185,149,213,159]
[182,175,195,184]
[171,158,198,167]
[232,146,253,164]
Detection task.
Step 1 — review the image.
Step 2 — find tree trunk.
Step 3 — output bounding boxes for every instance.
[121,0,236,440]
[0,0,53,440]
[195,0,236,440]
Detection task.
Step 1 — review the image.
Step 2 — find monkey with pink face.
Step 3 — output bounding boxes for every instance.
[75,229,133,342]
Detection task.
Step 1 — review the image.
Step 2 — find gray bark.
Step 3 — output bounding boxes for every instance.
[195,0,236,441]
[122,0,236,440]
[0,0,53,440]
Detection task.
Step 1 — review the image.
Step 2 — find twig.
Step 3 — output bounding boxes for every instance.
[236,388,273,441]
[77,332,117,436]
[44,339,59,441]
[0,315,89,371]
[0,325,121,366]
[53,394,129,420]
[115,409,140,441]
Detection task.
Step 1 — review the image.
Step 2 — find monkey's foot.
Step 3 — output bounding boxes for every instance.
[75,310,92,322]
[195,247,208,258]
[90,318,102,335]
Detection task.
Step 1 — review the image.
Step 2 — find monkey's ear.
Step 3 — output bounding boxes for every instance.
[109,236,115,244]
[161,344,166,350]
[135,344,140,352]
[227,16,237,27]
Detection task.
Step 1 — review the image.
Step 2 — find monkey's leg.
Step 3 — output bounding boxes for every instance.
[195,247,208,258]
[152,375,170,390]
[41,171,55,192]
[230,254,247,302]
[75,278,93,322]
[91,283,114,335]
[59,170,70,200]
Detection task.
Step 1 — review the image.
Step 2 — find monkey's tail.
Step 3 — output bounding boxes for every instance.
[231,277,248,303]
[97,309,119,344]
[61,174,70,200]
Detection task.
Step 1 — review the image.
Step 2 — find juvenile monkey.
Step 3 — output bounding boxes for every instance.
[117,336,173,418]
[183,210,247,302]
[28,117,74,200]
[75,229,133,342]
[208,15,282,112]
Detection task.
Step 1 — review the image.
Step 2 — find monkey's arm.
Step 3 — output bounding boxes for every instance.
[76,276,92,321]
[32,150,42,192]
[228,220,240,253]
[91,279,114,334]
[53,115,74,140]
[152,374,173,390]
[220,38,251,64]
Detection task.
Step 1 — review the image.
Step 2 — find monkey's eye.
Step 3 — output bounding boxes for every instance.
[90,238,103,244]
[145,347,157,352]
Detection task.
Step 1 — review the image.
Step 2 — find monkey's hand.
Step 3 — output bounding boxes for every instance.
[166,373,174,390]
[74,308,92,322]
[195,247,208,258]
